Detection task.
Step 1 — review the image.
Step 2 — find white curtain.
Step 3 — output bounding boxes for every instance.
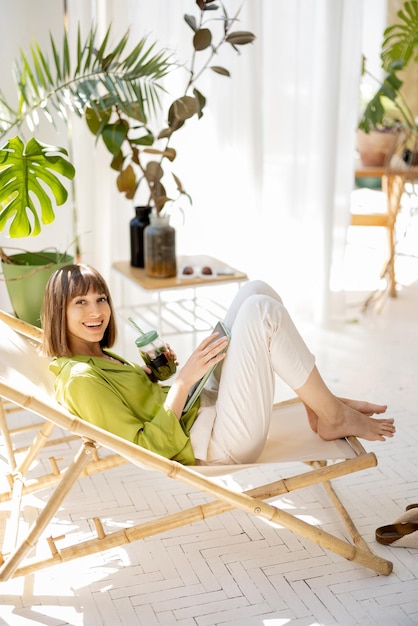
[0,0,366,324]
[67,0,363,324]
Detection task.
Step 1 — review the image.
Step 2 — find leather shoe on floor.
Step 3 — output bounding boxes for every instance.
[376,505,418,548]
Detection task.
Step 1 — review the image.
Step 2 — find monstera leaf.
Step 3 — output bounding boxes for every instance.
[381,0,418,70]
[359,1,418,133]
[0,136,75,238]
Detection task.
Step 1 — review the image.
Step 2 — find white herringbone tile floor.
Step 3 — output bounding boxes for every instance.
[1,197,418,625]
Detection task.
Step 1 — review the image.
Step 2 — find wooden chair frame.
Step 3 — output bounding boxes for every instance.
[0,310,393,580]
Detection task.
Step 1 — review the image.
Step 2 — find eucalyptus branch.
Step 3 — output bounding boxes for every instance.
[183,10,204,93]
[115,1,255,214]
[184,7,242,93]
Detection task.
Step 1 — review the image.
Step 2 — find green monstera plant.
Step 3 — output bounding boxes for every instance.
[359,0,418,136]
[0,0,255,240]
[0,137,75,237]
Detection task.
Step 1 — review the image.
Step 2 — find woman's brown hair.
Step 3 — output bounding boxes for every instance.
[41,264,117,357]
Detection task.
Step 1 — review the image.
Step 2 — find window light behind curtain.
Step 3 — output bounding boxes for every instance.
[66,0,363,324]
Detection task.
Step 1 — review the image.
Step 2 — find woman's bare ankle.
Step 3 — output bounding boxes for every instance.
[304,404,319,432]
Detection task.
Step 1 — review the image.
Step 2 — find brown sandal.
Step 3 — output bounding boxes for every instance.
[376,505,418,548]
[376,522,418,546]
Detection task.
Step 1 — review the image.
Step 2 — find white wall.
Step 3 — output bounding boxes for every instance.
[0,0,75,309]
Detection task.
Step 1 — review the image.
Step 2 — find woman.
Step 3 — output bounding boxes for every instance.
[42,264,395,466]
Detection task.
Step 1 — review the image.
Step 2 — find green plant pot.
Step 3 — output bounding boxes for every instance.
[1,252,73,327]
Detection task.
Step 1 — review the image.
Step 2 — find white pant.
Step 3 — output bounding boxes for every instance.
[190,281,315,465]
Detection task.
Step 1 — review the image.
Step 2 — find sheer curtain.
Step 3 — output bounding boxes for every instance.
[66,0,363,324]
[0,0,364,324]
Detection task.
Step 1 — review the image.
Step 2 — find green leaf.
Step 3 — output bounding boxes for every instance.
[0,136,75,238]
[130,131,155,146]
[85,106,111,136]
[82,27,96,74]
[381,0,418,70]
[63,28,71,77]
[101,120,129,155]
[358,70,404,131]
[0,25,172,142]
[120,101,147,124]
[111,150,125,172]
[49,33,62,82]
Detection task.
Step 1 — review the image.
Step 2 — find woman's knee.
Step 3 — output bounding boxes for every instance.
[240,280,283,303]
[236,293,286,332]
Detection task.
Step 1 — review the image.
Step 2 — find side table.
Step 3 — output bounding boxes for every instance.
[112,255,248,340]
[353,162,417,297]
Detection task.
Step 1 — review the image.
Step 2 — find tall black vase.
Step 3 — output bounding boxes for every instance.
[130,206,152,267]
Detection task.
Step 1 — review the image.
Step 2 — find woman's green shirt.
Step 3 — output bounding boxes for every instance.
[50,352,199,465]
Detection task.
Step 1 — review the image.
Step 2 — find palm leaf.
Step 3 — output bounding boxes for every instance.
[0,25,172,141]
[35,41,55,88]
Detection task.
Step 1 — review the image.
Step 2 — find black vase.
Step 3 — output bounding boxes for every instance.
[130,206,152,267]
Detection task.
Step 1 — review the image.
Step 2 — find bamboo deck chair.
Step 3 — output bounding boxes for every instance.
[0,309,393,581]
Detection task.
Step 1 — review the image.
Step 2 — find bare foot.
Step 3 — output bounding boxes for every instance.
[317,400,395,442]
[304,398,388,434]
[338,398,388,416]
[295,368,394,441]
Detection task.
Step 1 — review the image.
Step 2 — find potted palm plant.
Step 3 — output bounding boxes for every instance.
[0,0,255,279]
[357,0,418,168]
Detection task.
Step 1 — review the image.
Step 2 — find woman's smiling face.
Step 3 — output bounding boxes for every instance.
[66,286,111,354]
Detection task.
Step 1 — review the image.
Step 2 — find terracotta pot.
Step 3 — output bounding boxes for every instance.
[356,129,399,167]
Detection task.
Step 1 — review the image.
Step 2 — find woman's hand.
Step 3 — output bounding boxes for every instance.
[179,332,228,386]
[164,331,229,419]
